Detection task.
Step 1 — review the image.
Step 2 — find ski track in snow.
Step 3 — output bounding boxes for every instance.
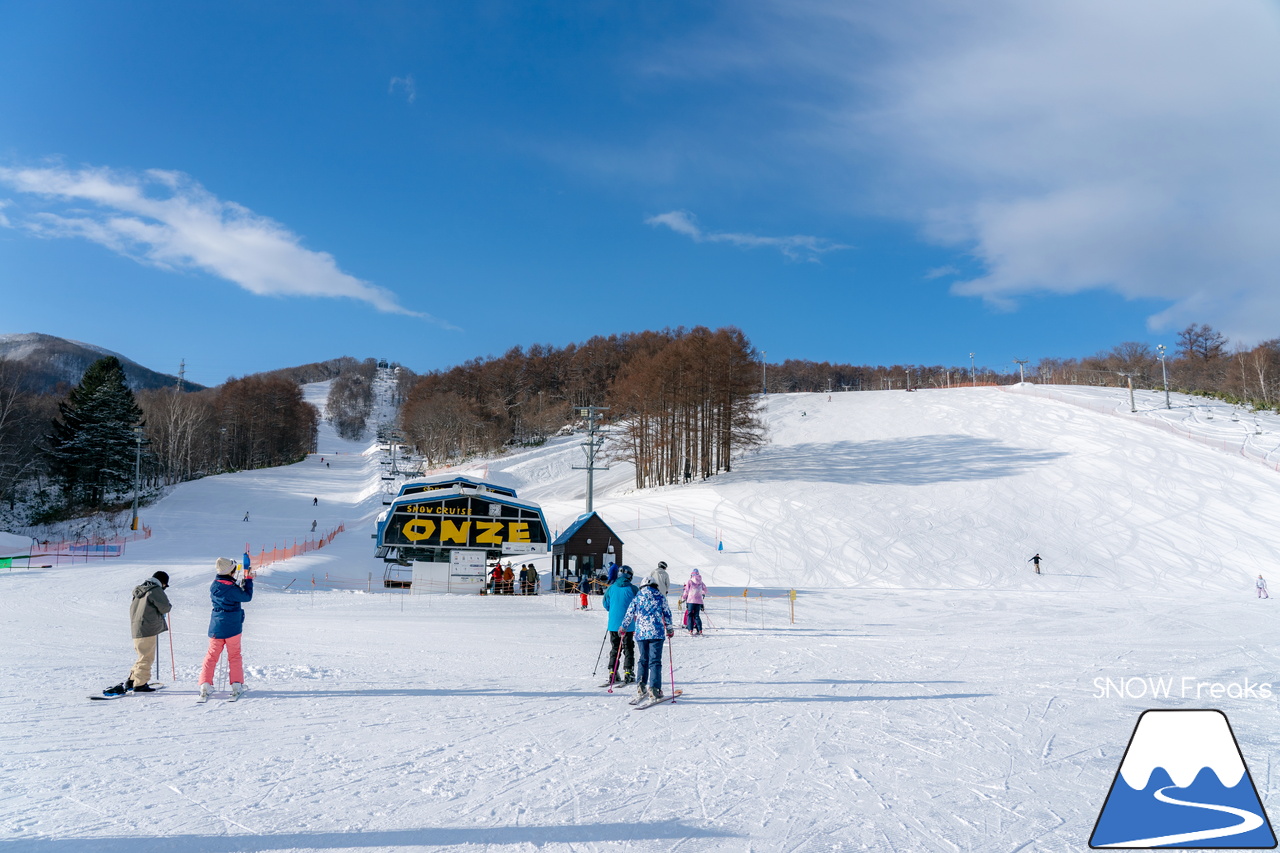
[4,385,1280,851]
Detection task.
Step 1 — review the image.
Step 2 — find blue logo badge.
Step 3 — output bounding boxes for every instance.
[1091,710,1275,848]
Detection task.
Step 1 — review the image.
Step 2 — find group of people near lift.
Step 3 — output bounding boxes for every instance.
[599,560,708,704]
[487,562,540,596]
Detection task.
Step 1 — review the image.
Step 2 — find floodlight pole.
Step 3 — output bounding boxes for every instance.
[131,425,144,531]
[571,406,610,513]
[761,351,768,395]
[969,353,976,387]
[1156,344,1171,409]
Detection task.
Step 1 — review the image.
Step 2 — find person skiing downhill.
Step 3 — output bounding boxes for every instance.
[1258,574,1269,599]
[681,569,708,635]
[1029,554,1042,575]
[603,566,639,685]
[620,575,675,704]
[198,556,253,702]
[101,571,172,696]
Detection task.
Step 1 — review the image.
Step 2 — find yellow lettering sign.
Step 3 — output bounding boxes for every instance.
[441,520,471,544]
[475,521,503,544]
[403,519,437,542]
[508,522,530,543]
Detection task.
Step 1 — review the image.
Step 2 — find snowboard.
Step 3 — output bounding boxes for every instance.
[90,683,166,701]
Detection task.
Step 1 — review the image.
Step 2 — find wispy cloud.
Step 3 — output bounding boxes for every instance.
[389,74,417,103]
[0,164,450,325]
[646,210,846,262]
[638,0,1280,344]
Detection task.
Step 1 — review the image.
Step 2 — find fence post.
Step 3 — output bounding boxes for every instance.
[789,589,796,624]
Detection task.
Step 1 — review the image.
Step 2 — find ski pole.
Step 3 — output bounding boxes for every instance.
[167,614,176,681]
[591,630,608,677]
[668,632,677,704]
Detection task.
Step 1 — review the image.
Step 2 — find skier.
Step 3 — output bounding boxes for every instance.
[198,556,254,702]
[101,571,171,696]
[681,568,708,636]
[243,511,249,522]
[312,497,318,507]
[1258,574,1269,599]
[606,562,620,585]
[1029,554,1042,575]
[602,566,638,685]
[311,519,317,533]
[651,560,671,598]
[620,575,675,705]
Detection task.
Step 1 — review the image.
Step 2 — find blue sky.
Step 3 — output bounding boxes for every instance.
[2,1,1278,387]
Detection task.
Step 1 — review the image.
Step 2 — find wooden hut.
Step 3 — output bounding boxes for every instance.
[550,512,624,593]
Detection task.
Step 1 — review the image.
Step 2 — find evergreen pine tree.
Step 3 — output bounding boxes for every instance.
[46,356,144,509]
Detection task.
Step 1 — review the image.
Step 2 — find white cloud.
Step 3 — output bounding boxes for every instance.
[646,209,846,262]
[389,75,417,103]
[0,164,449,325]
[652,1,1280,344]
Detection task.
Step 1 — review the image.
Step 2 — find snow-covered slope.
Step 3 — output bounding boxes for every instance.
[5,384,1280,852]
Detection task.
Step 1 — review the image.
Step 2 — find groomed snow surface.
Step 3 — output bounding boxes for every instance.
[5,384,1280,852]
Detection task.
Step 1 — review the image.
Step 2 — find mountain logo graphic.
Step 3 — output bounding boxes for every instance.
[1091,709,1276,848]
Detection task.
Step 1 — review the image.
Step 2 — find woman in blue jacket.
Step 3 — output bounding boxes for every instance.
[199,556,253,701]
[620,575,674,702]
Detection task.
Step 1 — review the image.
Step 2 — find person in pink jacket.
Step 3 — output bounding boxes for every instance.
[680,569,708,635]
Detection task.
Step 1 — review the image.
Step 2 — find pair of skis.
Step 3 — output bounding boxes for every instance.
[629,688,683,710]
[89,683,167,701]
[198,686,247,704]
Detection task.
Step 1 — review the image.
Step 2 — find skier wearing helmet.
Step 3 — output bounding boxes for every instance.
[620,574,675,704]
[602,565,639,685]
[651,560,671,598]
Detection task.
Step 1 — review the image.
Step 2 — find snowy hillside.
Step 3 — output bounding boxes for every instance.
[6,384,1280,852]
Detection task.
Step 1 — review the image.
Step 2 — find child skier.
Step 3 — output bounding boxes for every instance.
[198,556,254,702]
[620,575,675,704]
[602,566,638,685]
[1258,574,1269,599]
[681,568,708,635]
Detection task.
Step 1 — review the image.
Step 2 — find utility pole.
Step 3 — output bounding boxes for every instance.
[970,353,976,387]
[1013,358,1029,384]
[175,359,185,392]
[571,406,610,514]
[761,351,768,395]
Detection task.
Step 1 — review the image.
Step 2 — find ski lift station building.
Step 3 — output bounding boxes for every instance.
[375,476,549,592]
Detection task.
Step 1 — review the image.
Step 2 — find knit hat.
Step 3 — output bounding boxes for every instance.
[215,557,237,575]
[152,570,169,587]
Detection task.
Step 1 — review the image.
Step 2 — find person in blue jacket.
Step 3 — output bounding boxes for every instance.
[198,555,253,701]
[602,565,638,685]
[620,575,675,702]
[606,562,620,584]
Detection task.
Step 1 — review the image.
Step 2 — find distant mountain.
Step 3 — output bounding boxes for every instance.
[0,333,205,394]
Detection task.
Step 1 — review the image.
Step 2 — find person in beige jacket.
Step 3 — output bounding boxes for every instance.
[102,571,172,696]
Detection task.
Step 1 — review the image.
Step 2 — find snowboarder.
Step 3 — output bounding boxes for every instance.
[1258,574,1269,599]
[198,556,254,702]
[312,497,318,507]
[603,566,638,685]
[1029,554,1042,575]
[620,575,675,704]
[681,569,708,636]
[101,571,171,696]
